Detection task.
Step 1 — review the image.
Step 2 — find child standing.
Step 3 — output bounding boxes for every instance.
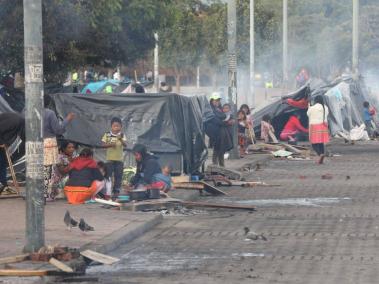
[363,101,374,138]
[101,117,127,198]
[237,110,248,157]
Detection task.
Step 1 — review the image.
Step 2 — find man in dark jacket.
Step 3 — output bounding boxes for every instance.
[130,144,161,187]
[0,112,25,193]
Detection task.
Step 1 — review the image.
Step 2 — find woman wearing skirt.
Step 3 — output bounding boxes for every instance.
[307,95,329,164]
[43,95,75,201]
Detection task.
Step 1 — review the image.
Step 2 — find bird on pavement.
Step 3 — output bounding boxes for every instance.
[64,210,78,230]
[79,218,94,233]
[244,227,267,241]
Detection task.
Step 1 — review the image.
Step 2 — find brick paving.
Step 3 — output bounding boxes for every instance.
[77,140,379,284]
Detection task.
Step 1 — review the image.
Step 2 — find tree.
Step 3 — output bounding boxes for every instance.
[159,0,204,92]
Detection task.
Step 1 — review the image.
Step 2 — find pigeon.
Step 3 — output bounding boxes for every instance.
[244,227,267,241]
[79,218,94,233]
[64,210,78,230]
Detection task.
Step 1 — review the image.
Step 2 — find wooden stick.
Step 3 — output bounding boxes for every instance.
[80,250,120,265]
[173,183,204,190]
[1,145,20,194]
[0,254,29,265]
[49,257,74,273]
[94,198,121,207]
[0,269,48,276]
[182,201,255,211]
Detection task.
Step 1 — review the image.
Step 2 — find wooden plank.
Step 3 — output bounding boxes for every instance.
[173,183,204,190]
[230,181,280,187]
[171,176,190,183]
[0,269,48,276]
[80,250,120,265]
[94,198,121,207]
[199,181,227,196]
[182,201,255,211]
[49,257,74,273]
[0,254,29,265]
[206,165,242,180]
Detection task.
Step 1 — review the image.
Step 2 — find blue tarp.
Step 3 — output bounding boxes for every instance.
[81,80,119,94]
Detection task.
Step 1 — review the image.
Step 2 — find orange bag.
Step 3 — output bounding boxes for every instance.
[64,181,97,204]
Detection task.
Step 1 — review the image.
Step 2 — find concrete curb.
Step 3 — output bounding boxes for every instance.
[80,214,163,254]
[48,214,163,276]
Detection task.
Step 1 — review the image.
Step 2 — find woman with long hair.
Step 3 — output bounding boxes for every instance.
[307,95,329,164]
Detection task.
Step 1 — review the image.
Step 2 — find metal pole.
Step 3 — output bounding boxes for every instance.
[227,0,239,159]
[283,0,288,86]
[196,66,200,89]
[352,0,359,75]
[23,0,45,252]
[154,32,159,92]
[249,0,255,108]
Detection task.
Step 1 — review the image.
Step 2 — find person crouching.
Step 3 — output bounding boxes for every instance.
[64,148,104,204]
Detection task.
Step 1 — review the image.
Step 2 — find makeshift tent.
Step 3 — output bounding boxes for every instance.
[51,93,208,174]
[252,76,370,139]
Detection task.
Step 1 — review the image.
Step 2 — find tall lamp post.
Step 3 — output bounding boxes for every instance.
[352,0,359,76]
[249,0,255,108]
[23,0,45,252]
[154,32,159,92]
[227,0,239,159]
[283,0,288,86]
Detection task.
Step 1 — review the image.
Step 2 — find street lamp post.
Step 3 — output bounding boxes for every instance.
[227,0,239,159]
[23,0,45,252]
[283,0,288,86]
[352,0,359,75]
[249,0,255,108]
[154,32,159,92]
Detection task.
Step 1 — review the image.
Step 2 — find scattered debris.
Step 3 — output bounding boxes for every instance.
[0,269,49,276]
[94,198,121,207]
[183,201,255,211]
[80,250,120,265]
[49,257,74,273]
[171,175,190,183]
[321,174,333,180]
[0,254,29,265]
[243,227,267,241]
[31,247,80,262]
[206,165,242,180]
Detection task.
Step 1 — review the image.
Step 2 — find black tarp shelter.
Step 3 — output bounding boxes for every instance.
[252,76,370,139]
[51,93,208,174]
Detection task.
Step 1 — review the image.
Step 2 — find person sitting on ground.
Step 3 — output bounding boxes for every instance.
[0,112,25,195]
[261,114,278,143]
[97,161,112,200]
[152,164,174,193]
[129,144,162,189]
[280,113,308,144]
[363,101,375,139]
[51,141,78,198]
[64,148,104,204]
